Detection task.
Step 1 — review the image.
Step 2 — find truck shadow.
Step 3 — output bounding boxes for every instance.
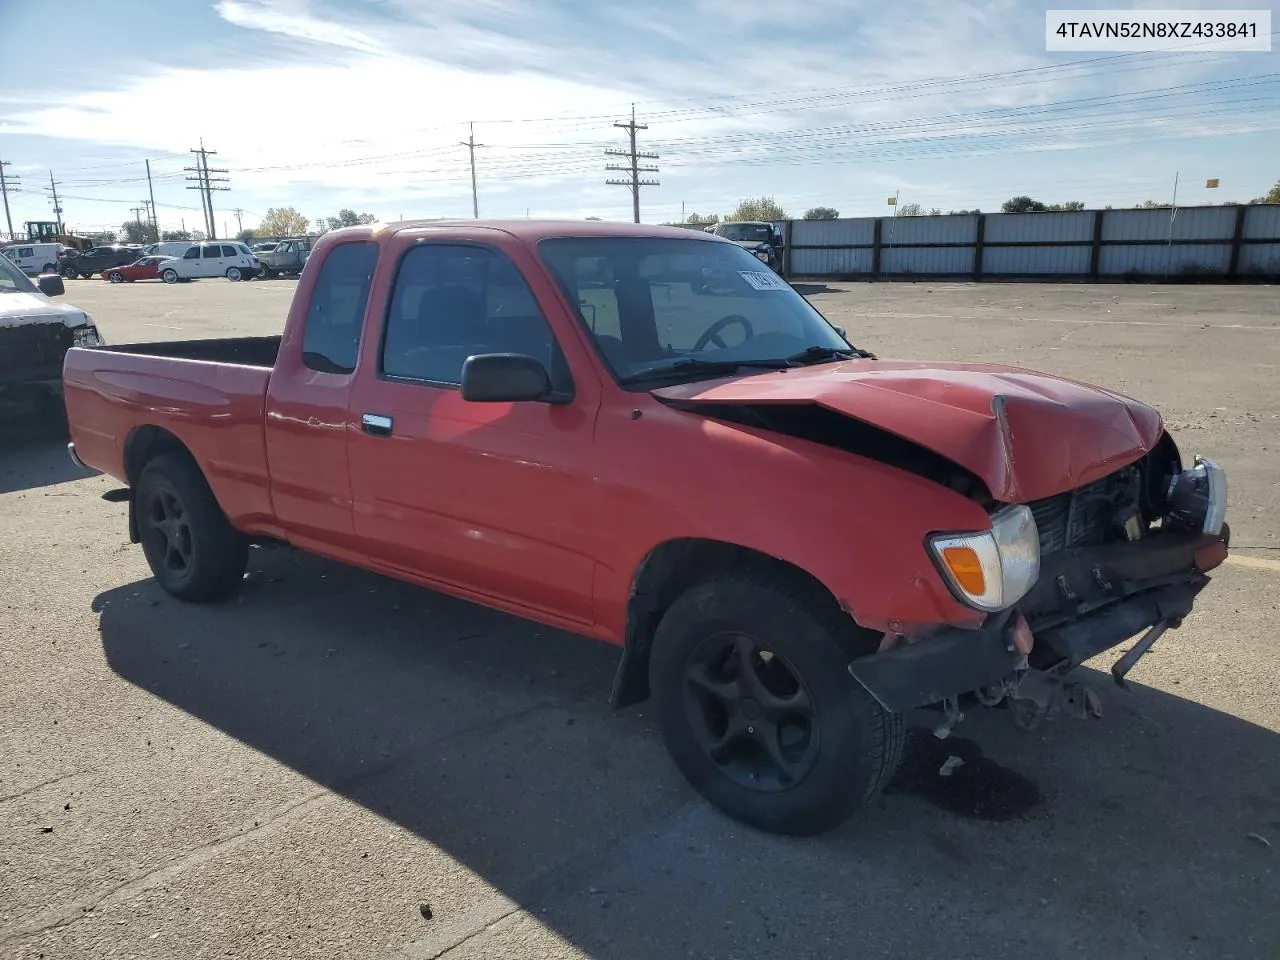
[0,423,96,494]
[95,547,1280,958]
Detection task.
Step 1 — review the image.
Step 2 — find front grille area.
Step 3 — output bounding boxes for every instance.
[0,322,74,382]
[1028,464,1142,555]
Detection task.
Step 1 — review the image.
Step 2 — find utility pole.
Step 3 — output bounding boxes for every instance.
[130,205,146,240]
[47,171,64,233]
[186,141,229,239]
[145,159,159,238]
[605,105,659,224]
[233,208,244,235]
[0,160,19,238]
[459,122,485,219]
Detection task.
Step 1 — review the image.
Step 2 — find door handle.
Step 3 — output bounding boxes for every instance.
[361,412,393,437]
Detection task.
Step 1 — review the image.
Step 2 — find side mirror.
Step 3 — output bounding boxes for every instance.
[460,353,554,403]
[37,274,65,297]
[834,326,847,338]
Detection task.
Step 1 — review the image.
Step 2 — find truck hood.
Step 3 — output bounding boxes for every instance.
[652,359,1164,503]
[726,238,772,250]
[0,291,90,329]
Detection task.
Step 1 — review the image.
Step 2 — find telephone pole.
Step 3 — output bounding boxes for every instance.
[130,205,147,237]
[145,159,159,238]
[0,160,19,238]
[47,172,64,233]
[233,208,244,235]
[459,122,485,218]
[186,141,229,239]
[605,105,659,223]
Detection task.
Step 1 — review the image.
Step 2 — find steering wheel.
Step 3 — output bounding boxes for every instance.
[693,314,754,351]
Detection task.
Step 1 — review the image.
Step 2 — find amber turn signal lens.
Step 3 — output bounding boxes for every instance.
[941,545,986,595]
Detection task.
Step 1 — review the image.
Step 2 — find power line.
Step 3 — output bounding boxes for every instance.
[0,160,19,238]
[605,104,659,224]
[186,141,230,239]
[459,122,486,218]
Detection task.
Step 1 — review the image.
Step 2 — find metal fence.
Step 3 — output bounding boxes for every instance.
[774,204,1280,282]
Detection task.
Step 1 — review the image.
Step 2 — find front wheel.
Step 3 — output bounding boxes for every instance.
[60,266,78,280]
[649,572,903,836]
[226,267,242,282]
[161,268,179,284]
[108,270,124,283]
[135,453,248,602]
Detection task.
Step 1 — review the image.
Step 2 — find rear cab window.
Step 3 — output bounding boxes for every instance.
[301,242,379,374]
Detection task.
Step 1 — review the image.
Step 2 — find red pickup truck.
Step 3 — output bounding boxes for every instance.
[64,220,1229,835]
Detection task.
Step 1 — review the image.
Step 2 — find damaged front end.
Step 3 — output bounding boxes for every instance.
[848,437,1229,732]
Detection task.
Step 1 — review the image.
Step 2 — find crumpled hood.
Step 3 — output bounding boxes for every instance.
[0,291,90,329]
[652,359,1164,503]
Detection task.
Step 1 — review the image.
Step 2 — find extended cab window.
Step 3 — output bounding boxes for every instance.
[381,244,569,389]
[301,242,378,374]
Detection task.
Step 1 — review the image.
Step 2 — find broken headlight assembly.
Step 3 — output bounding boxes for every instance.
[1164,455,1227,536]
[72,324,103,347]
[927,504,1041,613]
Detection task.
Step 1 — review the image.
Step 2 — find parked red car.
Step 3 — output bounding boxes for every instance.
[63,220,1229,835]
[101,255,174,283]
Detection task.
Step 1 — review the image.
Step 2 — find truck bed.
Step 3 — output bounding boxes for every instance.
[63,337,279,532]
[93,335,280,367]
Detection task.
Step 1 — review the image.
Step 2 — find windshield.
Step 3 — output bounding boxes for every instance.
[0,254,36,293]
[539,237,856,386]
[715,223,774,243]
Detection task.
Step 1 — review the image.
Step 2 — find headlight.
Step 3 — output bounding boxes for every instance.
[73,324,102,347]
[1165,456,1226,536]
[928,504,1040,612]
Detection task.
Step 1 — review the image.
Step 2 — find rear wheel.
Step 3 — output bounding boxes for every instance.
[60,266,77,280]
[649,572,903,836]
[135,453,248,602]
[161,268,179,284]
[226,267,242,282]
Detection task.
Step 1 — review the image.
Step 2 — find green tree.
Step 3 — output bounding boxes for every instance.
[1002,196,1047,213]
[120,220,158,244]
[948,209,981,215]
[1046,201,1085,211]
[802,206,840,220]
[1252,180,1280,203]
[258,206,310,237]
[896,202,924,216]
[161,229,193,241]
[236,228,258,243]
[1137,200,1171,209]
[685,212,720,225]
[729,196,788,221]
[325,209,377,231]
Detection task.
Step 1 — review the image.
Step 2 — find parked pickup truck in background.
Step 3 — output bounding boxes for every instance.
[63,219,1230,835]
[1,255,102,429]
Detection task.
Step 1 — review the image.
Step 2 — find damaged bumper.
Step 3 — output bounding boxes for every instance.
[848,525,1229,713]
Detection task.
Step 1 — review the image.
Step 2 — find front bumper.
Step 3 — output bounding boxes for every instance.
[848,526,1229,713]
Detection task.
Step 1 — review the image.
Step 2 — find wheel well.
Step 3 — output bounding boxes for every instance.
[609,538,850,709]
[123,426,198,542]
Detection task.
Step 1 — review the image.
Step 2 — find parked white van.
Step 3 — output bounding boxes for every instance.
[2,243,64,277]
[158,242,260,283]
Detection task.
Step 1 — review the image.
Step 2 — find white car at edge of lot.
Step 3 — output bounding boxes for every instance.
[159,242,261,283]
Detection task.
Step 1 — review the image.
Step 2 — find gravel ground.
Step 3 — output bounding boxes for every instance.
[1,277,1277,960]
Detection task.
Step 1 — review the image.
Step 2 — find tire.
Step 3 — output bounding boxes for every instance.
[135,452,249,602]
[80,273,93,279]
[60,266,78,280]
[161,268,179,284]
[41,263,55,274]
[649,571,904,836]
[108,271,124,283]
[226,267,242,282]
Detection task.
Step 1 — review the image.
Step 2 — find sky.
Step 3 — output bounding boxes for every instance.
[0,0,1277,237]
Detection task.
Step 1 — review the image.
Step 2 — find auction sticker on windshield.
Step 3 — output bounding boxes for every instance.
[739,271,789,291]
